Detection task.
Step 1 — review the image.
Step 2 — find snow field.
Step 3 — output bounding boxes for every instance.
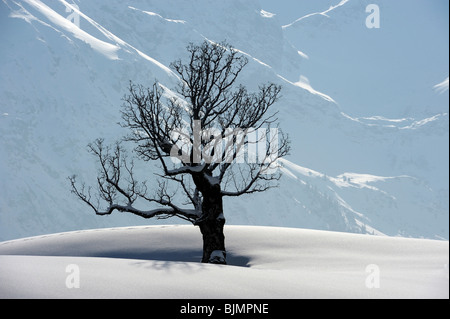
[0,225,448,299]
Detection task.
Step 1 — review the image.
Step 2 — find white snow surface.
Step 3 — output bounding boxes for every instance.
[434,77,449,94]
[0,225,447,299]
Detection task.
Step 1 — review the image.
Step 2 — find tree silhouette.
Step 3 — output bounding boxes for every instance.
[69,41,290,264]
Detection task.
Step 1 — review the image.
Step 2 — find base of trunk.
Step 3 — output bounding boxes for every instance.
[208,250,227,264]
[199,218,226,264]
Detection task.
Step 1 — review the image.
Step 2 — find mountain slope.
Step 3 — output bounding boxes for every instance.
[0,0,448,240]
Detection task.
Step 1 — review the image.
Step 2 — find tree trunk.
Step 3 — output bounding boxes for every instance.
[198,217,226,264]
[195,179,226,264]
[192,171,227,264]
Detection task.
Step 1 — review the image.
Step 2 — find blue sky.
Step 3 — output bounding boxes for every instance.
[259,0,449,118]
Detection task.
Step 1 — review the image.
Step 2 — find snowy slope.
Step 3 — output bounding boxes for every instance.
[0,0,448,241]
[0,225,448,298]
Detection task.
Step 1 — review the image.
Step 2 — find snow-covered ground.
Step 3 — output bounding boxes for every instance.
[0,225,448,299]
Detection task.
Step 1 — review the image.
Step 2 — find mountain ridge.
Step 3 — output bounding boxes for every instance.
[0,0,448,240]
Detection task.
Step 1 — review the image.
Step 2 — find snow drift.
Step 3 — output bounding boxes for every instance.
[0,225,448,299]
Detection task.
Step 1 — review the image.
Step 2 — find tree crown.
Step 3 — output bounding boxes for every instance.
[70,40,290,223]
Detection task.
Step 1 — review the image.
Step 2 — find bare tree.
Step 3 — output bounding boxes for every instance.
[69,41,290,264]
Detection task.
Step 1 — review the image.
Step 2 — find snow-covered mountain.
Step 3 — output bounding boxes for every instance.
[0,0,448,241]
